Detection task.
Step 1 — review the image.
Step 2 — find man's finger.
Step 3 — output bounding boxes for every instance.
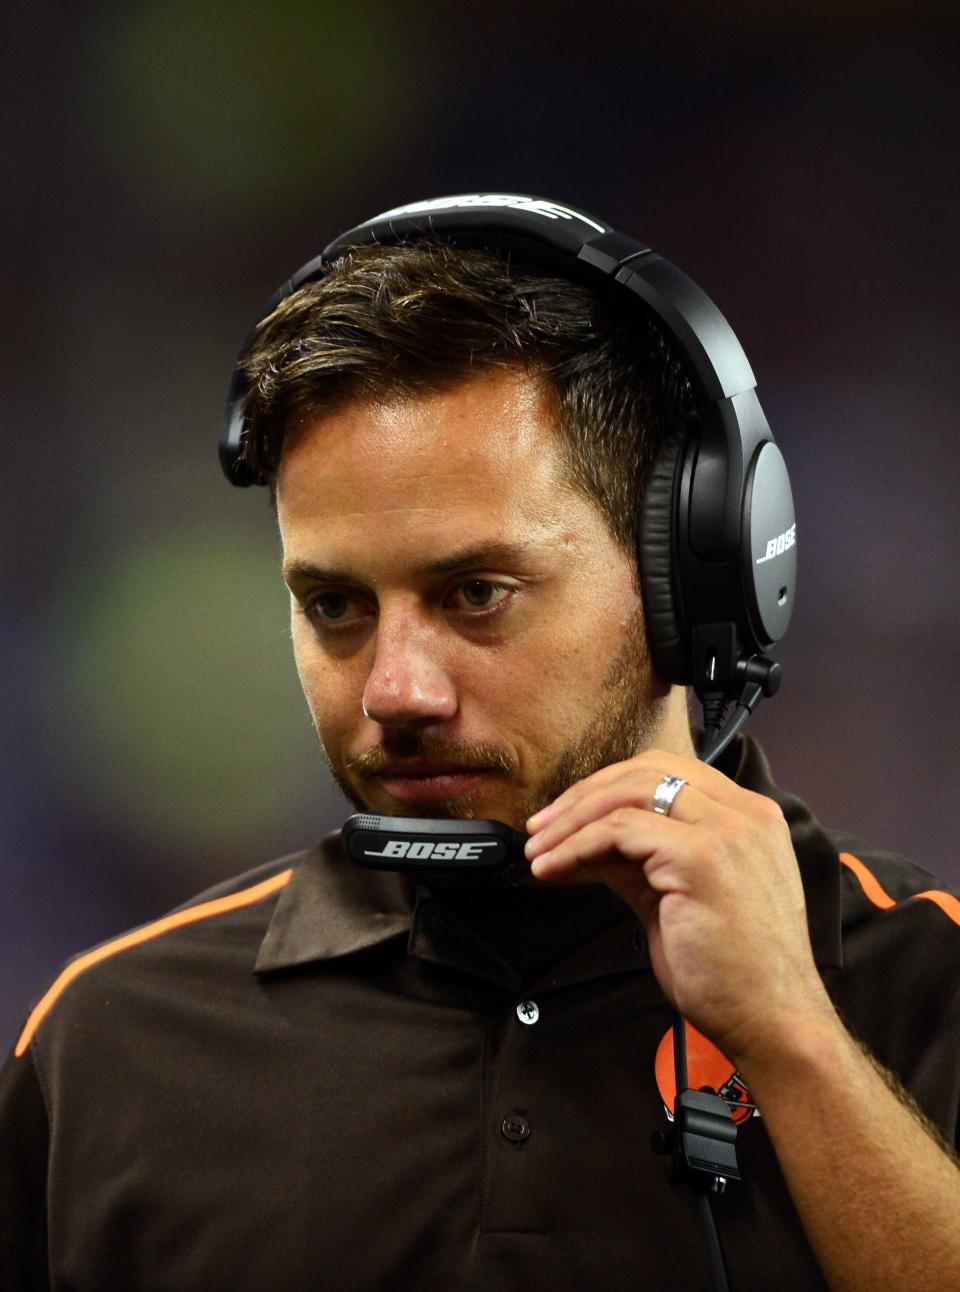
[525,772,712,860]
[526,748,747,834]
[529,805,675,879]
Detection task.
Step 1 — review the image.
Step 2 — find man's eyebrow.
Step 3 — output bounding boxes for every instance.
[282,542,539,586]
[424,541,538,574]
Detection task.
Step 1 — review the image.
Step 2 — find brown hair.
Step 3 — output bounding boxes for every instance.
[239,240,695,561]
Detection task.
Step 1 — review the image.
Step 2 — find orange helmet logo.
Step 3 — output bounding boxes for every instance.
[655,1022,757,1126]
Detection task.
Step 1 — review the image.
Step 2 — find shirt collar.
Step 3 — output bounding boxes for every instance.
[254,844,418,972]
[254,734,843,978]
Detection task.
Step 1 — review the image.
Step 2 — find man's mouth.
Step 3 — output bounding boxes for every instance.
[346,740,515,807]
[374,761,495,802]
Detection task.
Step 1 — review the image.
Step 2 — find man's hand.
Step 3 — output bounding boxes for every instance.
[524,750,960,1290]
[524,749,836,1071]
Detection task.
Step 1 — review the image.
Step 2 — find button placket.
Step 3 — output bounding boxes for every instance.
[499,1004,538,1147]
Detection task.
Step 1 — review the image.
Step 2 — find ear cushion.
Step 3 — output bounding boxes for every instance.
[639,438,689,684]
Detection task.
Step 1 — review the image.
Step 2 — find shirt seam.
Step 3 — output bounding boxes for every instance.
[21,1042,54,1132]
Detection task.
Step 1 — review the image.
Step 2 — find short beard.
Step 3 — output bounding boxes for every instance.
[510,609,668,827]
[321,610,670,884]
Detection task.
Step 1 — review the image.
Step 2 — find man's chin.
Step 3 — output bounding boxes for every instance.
[341,780,527,831]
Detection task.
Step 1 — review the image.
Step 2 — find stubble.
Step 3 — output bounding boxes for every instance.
[323,610,669,854]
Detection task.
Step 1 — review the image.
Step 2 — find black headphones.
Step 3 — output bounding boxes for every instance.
[221,193,796,714]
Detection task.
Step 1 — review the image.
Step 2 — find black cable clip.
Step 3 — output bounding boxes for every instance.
[674,1089,742,1193]
[651,1089,742,1194]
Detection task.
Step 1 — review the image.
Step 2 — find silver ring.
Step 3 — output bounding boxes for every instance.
[652,775,687,816]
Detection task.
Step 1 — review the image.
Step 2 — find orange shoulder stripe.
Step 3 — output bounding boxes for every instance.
[15,868,293,1058]
[838,852,896,909]
[839,852,960,928]
[915,888,960,926]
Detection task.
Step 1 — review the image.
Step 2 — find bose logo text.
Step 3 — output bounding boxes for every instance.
[365,839,498,861]
[756,523,797,564]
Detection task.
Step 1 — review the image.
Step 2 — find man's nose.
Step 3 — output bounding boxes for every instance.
[361,613,458,728]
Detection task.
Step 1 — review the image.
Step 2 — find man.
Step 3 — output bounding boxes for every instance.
[3,203,959,1291]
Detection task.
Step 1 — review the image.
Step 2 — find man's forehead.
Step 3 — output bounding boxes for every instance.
[275,372,590,542]
[278,371,562,491]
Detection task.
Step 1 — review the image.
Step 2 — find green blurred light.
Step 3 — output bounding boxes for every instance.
[97,0,412,216]
[42,524,324,849]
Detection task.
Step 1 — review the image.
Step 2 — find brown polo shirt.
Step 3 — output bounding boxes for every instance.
[2,736,959,1291]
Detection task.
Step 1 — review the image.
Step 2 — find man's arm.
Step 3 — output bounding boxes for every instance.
[0,1046,51,1292]
[525,749,960,1292]
[742,1010,960,1291]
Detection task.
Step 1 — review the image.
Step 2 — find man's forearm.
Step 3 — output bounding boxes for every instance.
[739,1011,960,1292]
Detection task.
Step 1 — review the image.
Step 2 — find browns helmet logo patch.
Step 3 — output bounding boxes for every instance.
[655,1022,758,1126]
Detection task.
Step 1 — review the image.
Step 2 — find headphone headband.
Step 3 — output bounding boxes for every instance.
[222,192,759,488]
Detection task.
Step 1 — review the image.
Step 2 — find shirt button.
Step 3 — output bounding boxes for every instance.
[501,1114,532,1144]
[516,999,540,1025]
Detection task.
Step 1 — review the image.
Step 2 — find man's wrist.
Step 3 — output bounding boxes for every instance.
[728,996,850,1098]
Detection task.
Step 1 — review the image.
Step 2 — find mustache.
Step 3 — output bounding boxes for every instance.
[347,736,516,778]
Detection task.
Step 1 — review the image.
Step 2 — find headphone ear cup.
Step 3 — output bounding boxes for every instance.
[639,438,689,685]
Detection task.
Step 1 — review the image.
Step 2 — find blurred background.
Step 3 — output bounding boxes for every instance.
[3,0,959,1050]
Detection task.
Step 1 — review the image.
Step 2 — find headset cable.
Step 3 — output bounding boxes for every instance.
[651,658,781,1292]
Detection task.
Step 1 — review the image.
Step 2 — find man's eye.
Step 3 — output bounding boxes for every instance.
[452,579,511,611]
[307,592,362,625]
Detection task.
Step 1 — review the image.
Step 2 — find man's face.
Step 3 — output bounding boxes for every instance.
[276,368,687,832]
